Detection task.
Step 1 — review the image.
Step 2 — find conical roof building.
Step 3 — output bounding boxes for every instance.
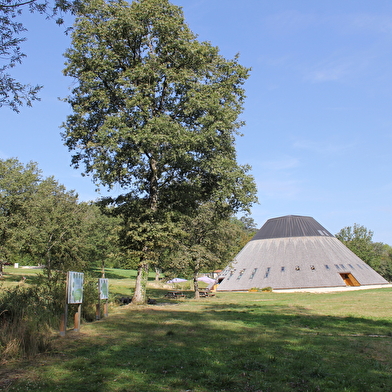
[217,215,389,291]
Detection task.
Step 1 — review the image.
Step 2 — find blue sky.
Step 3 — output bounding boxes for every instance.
[1,0,392,243]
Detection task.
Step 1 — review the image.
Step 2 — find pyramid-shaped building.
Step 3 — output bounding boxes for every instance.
[217,215,389,291]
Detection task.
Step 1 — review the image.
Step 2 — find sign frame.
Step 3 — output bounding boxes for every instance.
[67,271,84,304]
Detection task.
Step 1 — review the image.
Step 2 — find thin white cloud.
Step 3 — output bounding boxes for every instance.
[293,139,354,155]
[347,14,392,35]
[303,49,376,83]
[264,10,392,36]
[260,156,300,171]
[262,10,391,84]
[263,10,317,33]
[305,59,353,82]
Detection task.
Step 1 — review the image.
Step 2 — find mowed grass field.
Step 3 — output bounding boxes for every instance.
[1,267,392,392]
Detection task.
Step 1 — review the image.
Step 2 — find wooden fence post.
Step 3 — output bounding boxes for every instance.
[74,304,81,332]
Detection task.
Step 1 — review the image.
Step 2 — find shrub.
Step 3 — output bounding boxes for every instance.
[82,276,102,322]
[0,285,56,359]
[0,271,100,359]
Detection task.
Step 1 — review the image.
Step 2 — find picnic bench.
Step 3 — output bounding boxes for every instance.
[198,289,215,298]
[165,291,185,299]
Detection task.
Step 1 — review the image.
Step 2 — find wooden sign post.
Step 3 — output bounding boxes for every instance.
[60,271,84,336]
[96,278,109,320]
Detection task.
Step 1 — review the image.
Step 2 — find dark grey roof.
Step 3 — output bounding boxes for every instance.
[251,215,334,240]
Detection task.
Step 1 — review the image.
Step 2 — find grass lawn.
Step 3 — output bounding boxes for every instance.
[1,268,392,391]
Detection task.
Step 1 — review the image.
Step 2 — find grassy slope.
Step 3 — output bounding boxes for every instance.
[1,268,391,392]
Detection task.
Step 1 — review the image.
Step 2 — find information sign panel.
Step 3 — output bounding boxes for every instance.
[67,271,84,304]
[99,278,109,300]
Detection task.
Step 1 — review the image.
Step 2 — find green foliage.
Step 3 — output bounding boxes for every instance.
[0,283,57,358]
[62,0,257,303]
[62,0,256,214]
[0,157,124,277]
[0,157,128,357]
[336,223,392,280]
[167,204,249,296]
[0,158,41,261]
[0,0,83,111]
[0,0,42,111]
[336,223,375,264]
[232,215,258,249]
[373,243,392,282]
[0,270,102,358]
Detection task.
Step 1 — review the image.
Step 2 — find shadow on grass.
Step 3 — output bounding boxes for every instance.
[8,299,392,392]
[90,268,137,280]
[111,288,196,305]
[90,268,161,282]
[0,271,44,286]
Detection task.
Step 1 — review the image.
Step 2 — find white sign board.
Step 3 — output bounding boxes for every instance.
[67,271,84,304]
[99,278,109,300]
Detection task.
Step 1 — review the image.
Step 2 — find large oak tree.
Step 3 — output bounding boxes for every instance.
[62,0,257,303]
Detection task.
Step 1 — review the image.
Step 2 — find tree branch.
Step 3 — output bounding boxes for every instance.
[0,0,37,9]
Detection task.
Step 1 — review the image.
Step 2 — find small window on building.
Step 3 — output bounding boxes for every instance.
[249,268,258,279]
[348,264,354,269]
[236,269,246,280]
[357,264,363,269]
[340,264,345,269]
[335,264,341,270]
[325,264,330,270]
[264,267,271,278]
[227,269,236,280]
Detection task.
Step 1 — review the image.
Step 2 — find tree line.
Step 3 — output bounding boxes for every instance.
[0,157,257,283]
[0,158,122,275]
[2,157,391,284]
[335,224,392,282]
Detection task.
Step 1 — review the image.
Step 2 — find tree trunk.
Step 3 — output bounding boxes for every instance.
[193,272,200,299]
[132,156,157,305]
[132,262,149,304]
[101,261,105,278]
[155,267,161,281]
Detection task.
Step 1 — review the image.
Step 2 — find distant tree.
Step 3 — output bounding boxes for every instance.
[84,204,124,270]
[167,204,248,298]
[235,215,258,248]
[62,0,257,304]
[0,158,41,273]
[366,242,392,282]
[24,178,94,278]
[0,157,120,277]
[335,223,391,280]
[336,224,377,265]
[239,216,258,233]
